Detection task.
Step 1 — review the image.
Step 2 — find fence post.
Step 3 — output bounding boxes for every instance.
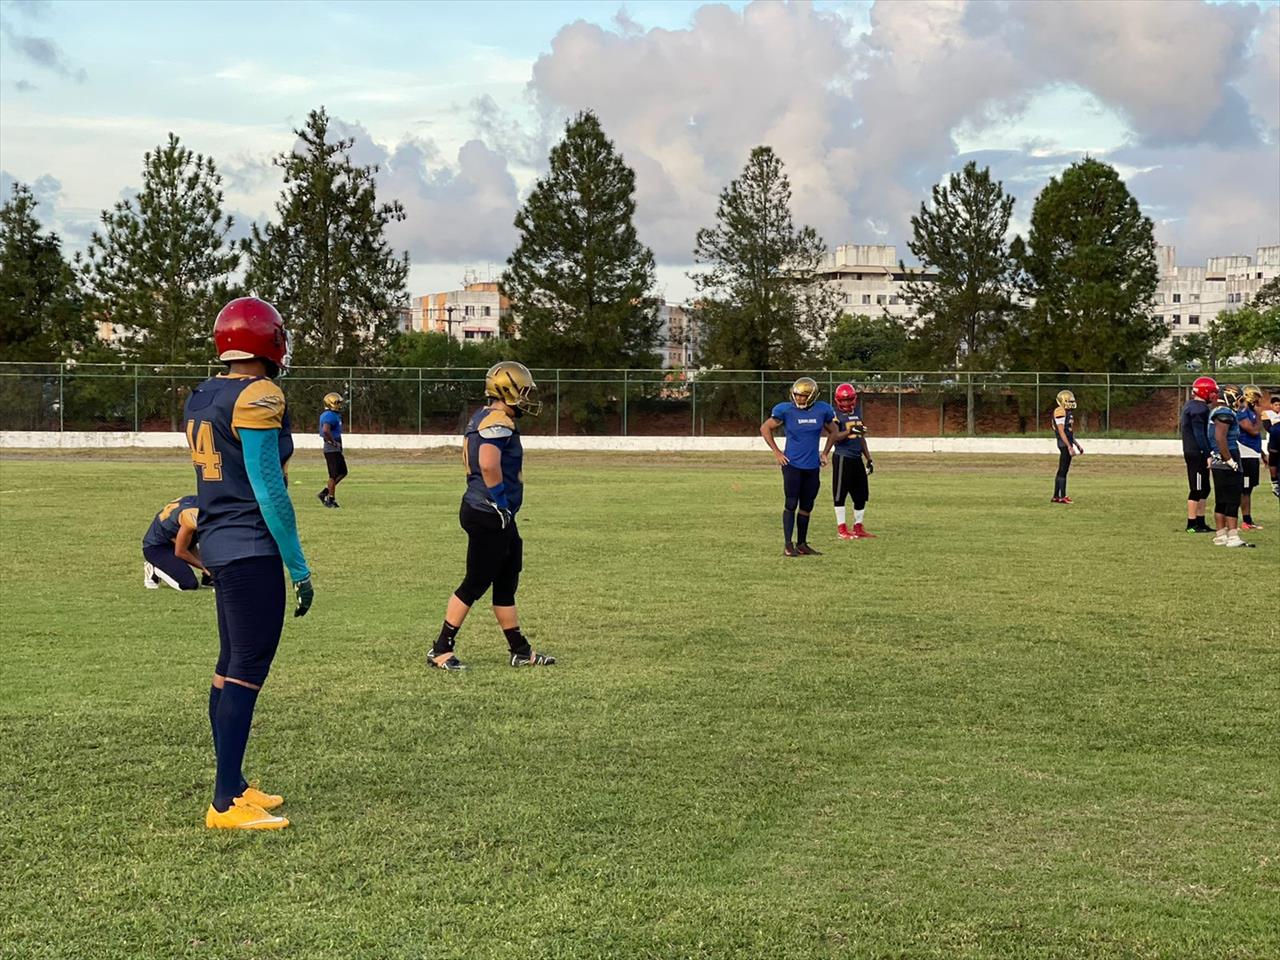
[1105,373,1112,435]
[1034,372,1040,434]
[555,369,560,437]
[58,362,65,431]
[622,369,628,437]
[348,367,355,431]
[133,364,140,433]
[417,368,423,435]
[759,370,765,423]
[896,372,903,438]
[691,378,697,436]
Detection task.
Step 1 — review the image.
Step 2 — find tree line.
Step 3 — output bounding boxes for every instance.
[3,107,1278,383]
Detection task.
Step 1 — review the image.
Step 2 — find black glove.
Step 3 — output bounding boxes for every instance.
[865,460,874,475]
[293,576,314,618]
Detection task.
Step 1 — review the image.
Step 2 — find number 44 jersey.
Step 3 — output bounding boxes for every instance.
[183,373,294,568]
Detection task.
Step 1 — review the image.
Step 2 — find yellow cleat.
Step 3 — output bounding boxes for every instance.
[205,798,289,831]
[239,783,284,811]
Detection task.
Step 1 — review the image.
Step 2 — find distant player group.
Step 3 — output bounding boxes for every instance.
[140,297,1273,829]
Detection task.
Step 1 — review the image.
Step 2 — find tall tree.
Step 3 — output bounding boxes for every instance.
[1010,158,1162,374]
[502,111,658,369]
[691,146,838,370]
[824,313,908,370]
[245,107,409,366]
[0,182,87,360]
[901,161,1017,435]
[82,133,239,367]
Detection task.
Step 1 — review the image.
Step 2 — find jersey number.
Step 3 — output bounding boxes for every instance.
[186,420,223,481]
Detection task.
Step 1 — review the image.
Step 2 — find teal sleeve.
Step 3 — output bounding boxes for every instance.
[241,427,310,582]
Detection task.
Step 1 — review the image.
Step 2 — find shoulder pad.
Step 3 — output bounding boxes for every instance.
[232,379,285,432]
[178,507,198,530]
[478,410,515,439]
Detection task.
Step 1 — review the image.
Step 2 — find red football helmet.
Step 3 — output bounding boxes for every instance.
[214,297,289,375]
[834,382,858,413]
[1191,376,1218,403]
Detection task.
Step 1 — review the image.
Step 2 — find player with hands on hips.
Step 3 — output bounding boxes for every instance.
[760,377,837,556]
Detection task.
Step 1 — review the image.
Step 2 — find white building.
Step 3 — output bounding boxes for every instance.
[1154,244,1279,349]
[411,271,509,342]
[656,303,699,368]
[814,244,937,322]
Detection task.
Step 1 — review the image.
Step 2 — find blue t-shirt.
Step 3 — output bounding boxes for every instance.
[1236,408,1261,454]
[319,409,343,452]
[771,400,835,470]
[462,405,525,515]
[831,409,865,458]
[1205,403,1239,467]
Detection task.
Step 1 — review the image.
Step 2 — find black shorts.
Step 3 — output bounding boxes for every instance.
[1212,467,1242,518]
[455,503,523,607]
[831,454,869,507]
[1184,453,1210,502]
[143,543,200,591]
[324,450,348,479]
[211,555,285,686]
[781,465,821,511]
[1241,457,1260,491]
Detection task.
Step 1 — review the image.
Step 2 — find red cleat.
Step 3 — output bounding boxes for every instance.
[852,523,876,539]
[1060,496,1073,504]
[837,523,855,540]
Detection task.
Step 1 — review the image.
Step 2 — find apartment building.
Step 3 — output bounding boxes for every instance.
[1154,244,1279,347]
[813,244,938,321]
[410,273,510,342]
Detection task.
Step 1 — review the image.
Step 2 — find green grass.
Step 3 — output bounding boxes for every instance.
[1,451,1277,960]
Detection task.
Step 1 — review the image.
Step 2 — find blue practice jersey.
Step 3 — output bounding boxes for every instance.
[831,409,865,458]
[319,409,343,453]
[1205,403,1239,465]
[462,405,524,514]
[1180,399,1209,457]
[183,374,293,568]
[142,495,198,549]
[1236,407,1262,454]
[771,400,835,470]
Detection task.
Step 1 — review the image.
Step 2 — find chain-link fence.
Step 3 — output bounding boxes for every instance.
[1,362,1277,437]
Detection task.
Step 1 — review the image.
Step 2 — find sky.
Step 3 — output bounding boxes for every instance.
[1,0,1278,303]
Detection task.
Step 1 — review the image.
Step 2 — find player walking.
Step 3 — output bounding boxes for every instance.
[1206,384,1249,548]
[1180,376,1217,533]
[1051,390,1084,504]
[760,377,837,556]
[1237,385,1264,530]
[142,494,210,591]
[428,361,555,671]
[318,392,348,509]
[184,297,314,830]
[824,382,876,539]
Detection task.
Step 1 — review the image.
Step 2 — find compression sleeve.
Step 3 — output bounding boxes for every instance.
[241,427,310,582]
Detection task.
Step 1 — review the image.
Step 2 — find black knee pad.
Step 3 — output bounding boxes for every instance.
[492,582,518,607]
[226,646,277,687]
[454,580,487,607]
[783,498,799,512]
[799,497,817,513]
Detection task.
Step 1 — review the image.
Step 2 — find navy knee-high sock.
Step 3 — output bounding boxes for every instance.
[213,683,259,812]
[782,508,795,543]
[209,685,248,796]
[797,512,811,544]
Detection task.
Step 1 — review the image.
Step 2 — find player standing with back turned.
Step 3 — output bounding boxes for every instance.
[1180,376,1217,533]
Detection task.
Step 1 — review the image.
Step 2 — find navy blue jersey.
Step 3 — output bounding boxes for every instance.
[1052,405,1075,448]
[183,374,292,568]
[462,405,524,514]
[1267,409,1280,444]
[831,409,865,458]
[1180,399,1209,457]
[142,495,198,549]
[1206,403,1239,466]
[1236,407,1262,454]
[771,400,835,470]
[319,409,343,453]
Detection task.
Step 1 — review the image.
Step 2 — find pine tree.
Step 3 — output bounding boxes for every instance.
[692,146,837,370]
[502,111,658,369]
[0,181,87,360]
[82,134,238,369]
[245,108,409,367]
[902,162,1017,435]
[1010,158,1162,374]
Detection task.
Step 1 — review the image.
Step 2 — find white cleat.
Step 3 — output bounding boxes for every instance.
[144,562,159,589]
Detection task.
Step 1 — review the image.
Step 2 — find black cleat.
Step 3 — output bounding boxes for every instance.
[510,649,556,667]
[796,542,822,556]
[317,489,330,507]
[327,499,341,509]
[783,542,798,557]
[428,651,467,671]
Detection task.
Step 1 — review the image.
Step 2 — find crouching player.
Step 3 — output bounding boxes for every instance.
[1051,390,1084,503]
[1207,384,1249,548]
[185,297,314,830]
[142,494,211,590]
[428,361,555,671]
[1237,385,1264,530]
[824,383,876,539]
[760,377,836,556]
[318,392,347,509]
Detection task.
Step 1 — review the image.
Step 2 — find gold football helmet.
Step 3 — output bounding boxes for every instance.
[1243,385,1263,407]
[791,377,819,409]
[323,392,345,412]
[1221,384,1243,409]
[1056,390,1077,410]
[485,361,542,415]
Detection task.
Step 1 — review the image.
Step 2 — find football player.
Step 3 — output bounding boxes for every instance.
[1050,390,1084,504]
[142,494,211,590]
[1179,376,1217,533]
[317,392,347,509]
[427,361,555,671]
[760,377,837,556]
[823,383,876,539]
[1237,385,1264,530]
[1206,384,1249,547]
[1266,393,1280,498]
[184,297,314,830]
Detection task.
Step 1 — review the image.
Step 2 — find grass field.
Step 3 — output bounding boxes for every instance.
[1,450,1277,960]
